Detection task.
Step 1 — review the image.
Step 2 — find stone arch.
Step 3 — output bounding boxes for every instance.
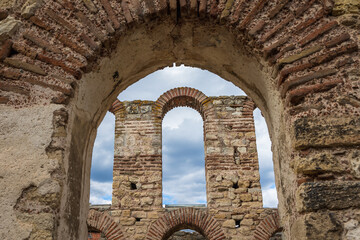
[146,208,226,240]
[154,87,209,119]
[87,209,125,240]
[0,0,359,239]
[254,211,282,240]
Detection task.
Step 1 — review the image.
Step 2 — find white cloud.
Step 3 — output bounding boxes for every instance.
[89,180,112,205]
[162,107,202,129]
[163,168,207,204]
[262,187,278,208]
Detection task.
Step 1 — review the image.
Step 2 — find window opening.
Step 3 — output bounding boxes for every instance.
[162,107,206,205]
[89,66,278,209]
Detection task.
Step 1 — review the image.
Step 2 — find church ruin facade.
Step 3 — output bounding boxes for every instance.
[87,87,281,239]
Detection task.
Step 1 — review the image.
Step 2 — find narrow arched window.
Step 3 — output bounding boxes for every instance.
[162,107,207,206]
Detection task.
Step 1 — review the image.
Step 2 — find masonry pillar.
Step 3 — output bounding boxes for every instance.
[110,100,162,237]
[204,96,263,237]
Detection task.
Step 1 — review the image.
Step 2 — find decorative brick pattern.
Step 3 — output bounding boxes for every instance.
[146,208,226,240]
[254,211,281,240]
[87,209,125,240]
[154,87,209,119]
[106,88,272,239]
[0,0,356,108]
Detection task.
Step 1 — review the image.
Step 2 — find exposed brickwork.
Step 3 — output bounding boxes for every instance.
[146,208,225,240]
[87,209,125,240]
[0,1,360,239]
[0,0,356,109]
[98,88,279,239]
[254,212,281,240]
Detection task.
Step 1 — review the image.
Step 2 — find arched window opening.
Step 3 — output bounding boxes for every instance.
[89,112,114,205]
[90,66,278,209]
[168,229,205,240]
[162,107,206,205]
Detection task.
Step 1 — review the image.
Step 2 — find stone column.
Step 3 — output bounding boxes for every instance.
[111,100,162,238]
[204,96,262,237]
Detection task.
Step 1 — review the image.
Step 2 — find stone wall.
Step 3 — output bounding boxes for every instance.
[102,88,279,240]
[0,0,359,239]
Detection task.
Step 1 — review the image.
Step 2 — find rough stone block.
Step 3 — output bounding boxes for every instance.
[291,212,342,240]
[296,181,360,212]
[222,219,236,228]
[21,0,43,19]
[294,153,344,175]
[0,16,21,41]
[293,117,360,149]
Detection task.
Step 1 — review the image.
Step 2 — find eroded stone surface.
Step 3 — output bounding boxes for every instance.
[293,117,360,149]
[296,181,360,212]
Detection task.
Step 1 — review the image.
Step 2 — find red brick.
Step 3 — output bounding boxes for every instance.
[268,0,289,18]
[36,54,82,79]
[230,0,246,25]
[179,0,188,16]
[23,76,73,95]
[278,62,313,87]
[209,0,219,18]
[190,0,198,16]
[12,42,38,59]
[324,32,350,48]
[4,58,46,76]
[263,37,289,58]
[80,33,98,51]
[259,14,293,43]
[312,42,358,65]
[157,0,168,15]
[286,78,342,105]
[119,0,133,25]
[281,68,337,97]
[299,21,338,47]
[0,95,9,104]
[23,31,62,54]
[0,40,12,61]
[0,81,30,96]
[322,0,333,12]
[238,0,267,30]
[295,0,316,17]
[293,9,325,33]
[57,34,91,58]
[29,16,52,31]
[0,68,21,80]
[268,44,295,64]
[74,12,106,42]
[56,0,75,11]
[45,9,77,33]
[169,0,177,19]
[249,20,265,36]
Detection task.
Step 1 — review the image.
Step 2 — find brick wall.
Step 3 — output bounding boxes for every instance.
[105,88,279,239]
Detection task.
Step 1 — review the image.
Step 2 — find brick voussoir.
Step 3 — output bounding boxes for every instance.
[286,78,342,105]
[299,20,338,47]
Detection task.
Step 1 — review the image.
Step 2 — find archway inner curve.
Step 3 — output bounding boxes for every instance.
[146,208,226,240]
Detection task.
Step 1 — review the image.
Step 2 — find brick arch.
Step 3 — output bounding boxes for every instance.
[0,0,356,108]
[154,87,209,119]
[87,209,125,240]
[146,208,226,240]
[254,211,282,240]
[109,99,124,115]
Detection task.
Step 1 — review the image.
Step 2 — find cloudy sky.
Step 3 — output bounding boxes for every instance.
[90,65,278,208]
